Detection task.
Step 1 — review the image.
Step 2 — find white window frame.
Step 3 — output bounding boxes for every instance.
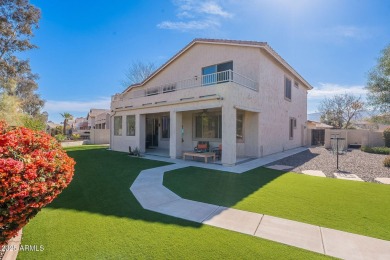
[114,116,122,136]
[126,115,136,136]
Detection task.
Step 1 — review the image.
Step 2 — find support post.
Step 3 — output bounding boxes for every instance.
[336,138,339,170]
[137,114,146,153]
[222,105,236,166]
[169,111,182,159]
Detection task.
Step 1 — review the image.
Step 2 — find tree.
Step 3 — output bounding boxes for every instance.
[0,92,23,126]
[21,114,46,131]
[60,112,73,135]
[366,44,390,114]
[0,0,44,116]
[319,94,364,129]
[367,114,390,125]
[122,60,156,87]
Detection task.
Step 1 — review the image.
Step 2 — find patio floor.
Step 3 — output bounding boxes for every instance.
[144,148,256,165]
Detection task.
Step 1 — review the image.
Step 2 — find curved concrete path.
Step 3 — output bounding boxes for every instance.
[131,148,390,259]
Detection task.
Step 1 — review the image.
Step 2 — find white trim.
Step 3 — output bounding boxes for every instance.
[114,95,223,112]
[233,105,261,113]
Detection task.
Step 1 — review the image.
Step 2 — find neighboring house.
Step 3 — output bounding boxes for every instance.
[307,120,333,146]
[73,117,88,130]
[46,121,62,136]
[110,39,313,166]
[95,112,110,129]
[72,117,90,140]
[87,109,110,129]
[85,109,111,144]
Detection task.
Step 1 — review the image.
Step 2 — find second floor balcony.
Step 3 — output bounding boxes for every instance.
[112,70,258,102]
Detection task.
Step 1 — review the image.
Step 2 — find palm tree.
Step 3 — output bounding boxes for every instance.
[60,112,73,136]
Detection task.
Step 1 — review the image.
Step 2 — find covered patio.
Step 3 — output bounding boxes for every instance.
[168,106,260,166]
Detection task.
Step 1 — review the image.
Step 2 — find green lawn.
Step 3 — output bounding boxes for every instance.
[18,146,328,259]
[164,166,390,241]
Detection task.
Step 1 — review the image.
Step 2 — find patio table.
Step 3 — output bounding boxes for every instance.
[182,152,216,163]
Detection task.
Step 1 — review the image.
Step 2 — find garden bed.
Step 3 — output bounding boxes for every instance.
[266,147,390,182]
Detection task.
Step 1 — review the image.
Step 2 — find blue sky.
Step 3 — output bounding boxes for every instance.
[28,0,390,123]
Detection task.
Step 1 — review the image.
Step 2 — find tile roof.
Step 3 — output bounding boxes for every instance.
[87,109,110,118]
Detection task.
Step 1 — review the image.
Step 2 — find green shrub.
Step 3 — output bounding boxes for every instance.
[384,156,390,167]
[384,127,390,147]
[133,147,141,157]
[21,116,46,131]
[54,134,66,141]
[361,146,390,155]
[371,147,390,154]
[128,146,141,157]
[71,133,80,140]
[361,146,373,153]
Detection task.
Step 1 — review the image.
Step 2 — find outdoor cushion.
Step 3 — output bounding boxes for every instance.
[197,144,208,150]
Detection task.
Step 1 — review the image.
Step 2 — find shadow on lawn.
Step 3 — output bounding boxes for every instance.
[163,166,288,209]
[263,149,320,170]
[46,147,202,228]
[162,149,322,209]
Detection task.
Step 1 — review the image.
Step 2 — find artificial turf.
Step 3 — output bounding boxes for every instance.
[18,146,329,259]
[164,166,390,241]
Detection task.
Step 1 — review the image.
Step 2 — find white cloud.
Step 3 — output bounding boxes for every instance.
[308,82,367,99]
[158,0,233,31]
[315,26,372,42]
[307,83,367,113]
[157,20,219,31]
[334,26,364,38]
[44,97,111,116]
[199,2,233,18]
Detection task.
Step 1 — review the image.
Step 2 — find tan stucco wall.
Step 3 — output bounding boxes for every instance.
[123,43,261,98]
[110,42,309,163]
[324,129,385,148]
[90,129,110,144]
[256,49,308,155]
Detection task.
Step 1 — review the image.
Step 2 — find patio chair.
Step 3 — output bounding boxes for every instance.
[211,144,222,160]
[194,141,209,153]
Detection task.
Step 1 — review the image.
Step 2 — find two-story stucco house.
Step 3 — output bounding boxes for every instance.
[110,39,313,166]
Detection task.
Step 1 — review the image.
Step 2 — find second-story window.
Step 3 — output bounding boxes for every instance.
[285,77,292,101]
[202,61,233,86]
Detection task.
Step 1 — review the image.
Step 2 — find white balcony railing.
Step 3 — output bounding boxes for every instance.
[112,70,258,101]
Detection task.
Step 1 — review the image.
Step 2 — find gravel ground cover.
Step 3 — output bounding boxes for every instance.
[266,147,390,183]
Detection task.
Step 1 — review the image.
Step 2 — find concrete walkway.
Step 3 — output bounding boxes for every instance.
[131,148,390,259]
